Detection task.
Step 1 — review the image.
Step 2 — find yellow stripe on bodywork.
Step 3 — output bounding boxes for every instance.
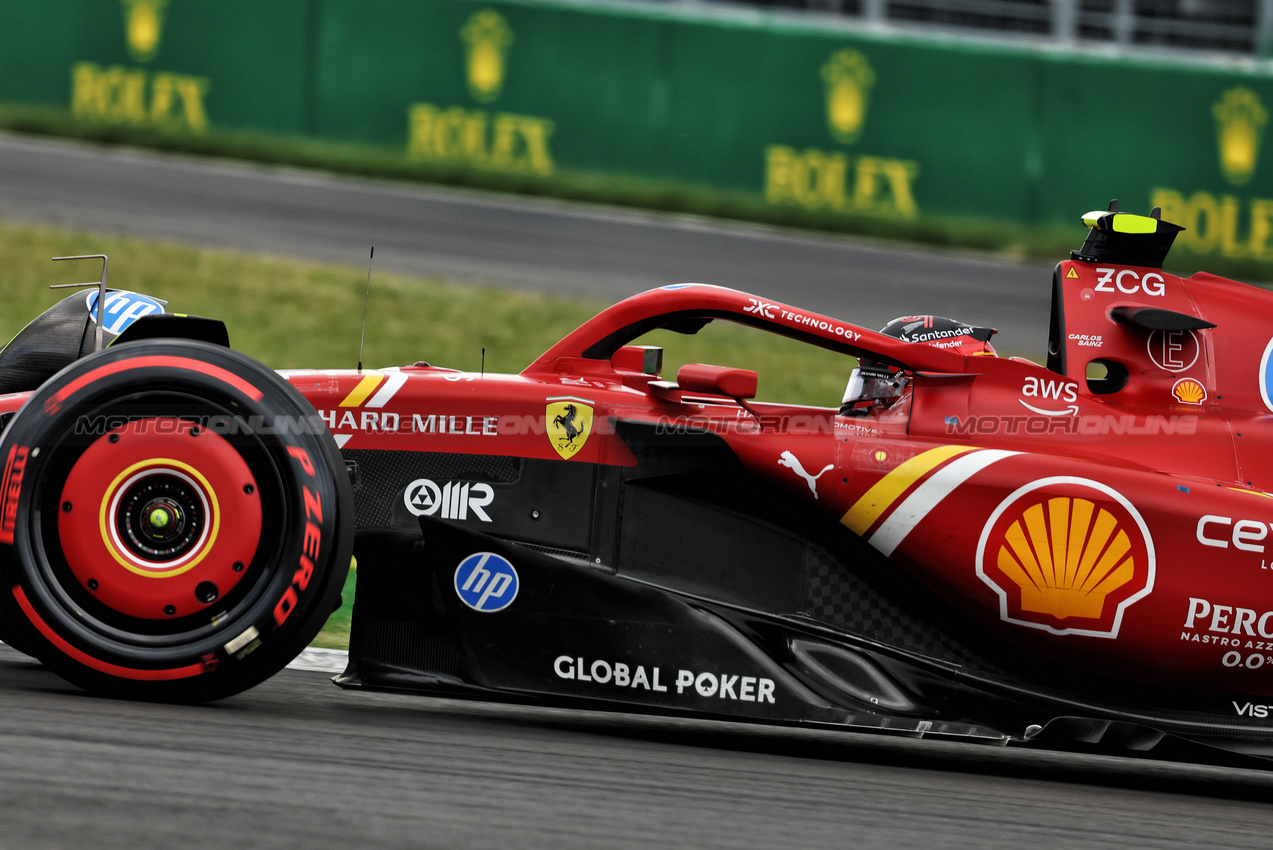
[340,374,384,407]
[841,445,976,535]
[1227,486,1273,499]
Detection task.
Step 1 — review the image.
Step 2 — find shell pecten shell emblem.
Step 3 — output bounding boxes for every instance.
[1172,377,1207,405]
[976,477,1154,638]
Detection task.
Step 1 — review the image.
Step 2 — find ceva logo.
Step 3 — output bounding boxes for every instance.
[85,290,165,336]
[454,552,519,612]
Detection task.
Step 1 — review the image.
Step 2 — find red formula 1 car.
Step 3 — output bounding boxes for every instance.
[2,207,1273,765]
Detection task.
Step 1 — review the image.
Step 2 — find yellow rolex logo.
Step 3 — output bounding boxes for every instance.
[1213,86,1268,187]
[821,49,875,145]
[461,9,514,104]
[121,0,167,63]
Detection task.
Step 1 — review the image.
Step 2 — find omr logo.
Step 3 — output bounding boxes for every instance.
[404,478,494,521]
[454,552,519,612]
[976,477,1155,638]
[86,290,164,336]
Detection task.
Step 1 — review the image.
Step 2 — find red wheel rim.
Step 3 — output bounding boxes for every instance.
[58,417,263,621]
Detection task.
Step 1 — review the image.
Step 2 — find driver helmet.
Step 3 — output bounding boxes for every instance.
[842,316,997,410]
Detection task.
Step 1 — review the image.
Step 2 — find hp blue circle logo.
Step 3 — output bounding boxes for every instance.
[454,552,519,612]
[86,290,164,335]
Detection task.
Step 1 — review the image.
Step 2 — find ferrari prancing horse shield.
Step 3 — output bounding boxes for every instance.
[546,398,593,460]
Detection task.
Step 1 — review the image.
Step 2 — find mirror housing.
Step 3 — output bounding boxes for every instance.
[675,363,758,399]
[612,345,663,375]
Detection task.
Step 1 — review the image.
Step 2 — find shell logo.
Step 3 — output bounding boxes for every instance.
[1172,377,1207,405]
[121,0,167,63]
[976,478,1154,638]
[821,50,875,145]
[461,10,514,104]
[1213,87,1268,187]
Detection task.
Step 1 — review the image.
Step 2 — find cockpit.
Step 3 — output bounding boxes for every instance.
[840,315,997,414]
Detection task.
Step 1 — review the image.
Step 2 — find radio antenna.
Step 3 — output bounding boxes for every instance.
[358,247,373,373]
[481,347,485,377]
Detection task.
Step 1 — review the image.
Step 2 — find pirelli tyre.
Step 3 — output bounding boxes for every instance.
[0,340,353,702]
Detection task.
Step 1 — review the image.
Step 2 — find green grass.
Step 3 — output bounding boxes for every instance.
[0,222,597,376]
[311,566,357,650]
[0,222,852,400]
[0,221,862,647]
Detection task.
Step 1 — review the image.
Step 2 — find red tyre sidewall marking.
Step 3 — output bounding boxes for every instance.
[273,446,325,629]
[13,586,204,681]
[0,445,29,545]
[44,355,264,415]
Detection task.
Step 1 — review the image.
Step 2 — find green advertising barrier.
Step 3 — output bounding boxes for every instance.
[0,0,314,136]
[2,0,1273,260]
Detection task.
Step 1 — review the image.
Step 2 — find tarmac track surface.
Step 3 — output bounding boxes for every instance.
[0,133,1051,355]
[1,135,1269,846]
[0,646,1270,850]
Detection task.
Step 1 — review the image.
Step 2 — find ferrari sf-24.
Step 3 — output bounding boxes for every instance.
[1,205,1272,767]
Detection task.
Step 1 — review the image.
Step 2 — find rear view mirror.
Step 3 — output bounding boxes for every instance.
[675,364,758,399]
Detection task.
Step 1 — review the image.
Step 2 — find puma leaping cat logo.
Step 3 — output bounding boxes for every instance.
[778,450,834,499]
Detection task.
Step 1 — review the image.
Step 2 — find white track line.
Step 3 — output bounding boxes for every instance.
[288,647,349,673]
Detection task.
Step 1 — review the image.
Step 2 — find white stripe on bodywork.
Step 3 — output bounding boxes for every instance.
[868,449,1019,557]
[365,369,407,408]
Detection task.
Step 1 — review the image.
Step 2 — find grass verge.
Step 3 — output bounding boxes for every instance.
[311,567,357,650]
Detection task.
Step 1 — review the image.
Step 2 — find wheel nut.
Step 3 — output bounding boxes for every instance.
[61,502,72,512]
[164,605,176,616]
[243,484,254,495]
[195,582,218,604]
[232,561,245,572]
[108,434,119,444]
[87,579,98,591]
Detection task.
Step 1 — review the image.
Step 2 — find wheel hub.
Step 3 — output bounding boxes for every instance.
[122,480,199,559]
[57,417,264,621]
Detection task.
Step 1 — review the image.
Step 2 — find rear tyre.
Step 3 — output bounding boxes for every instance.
[0,340,353,701]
